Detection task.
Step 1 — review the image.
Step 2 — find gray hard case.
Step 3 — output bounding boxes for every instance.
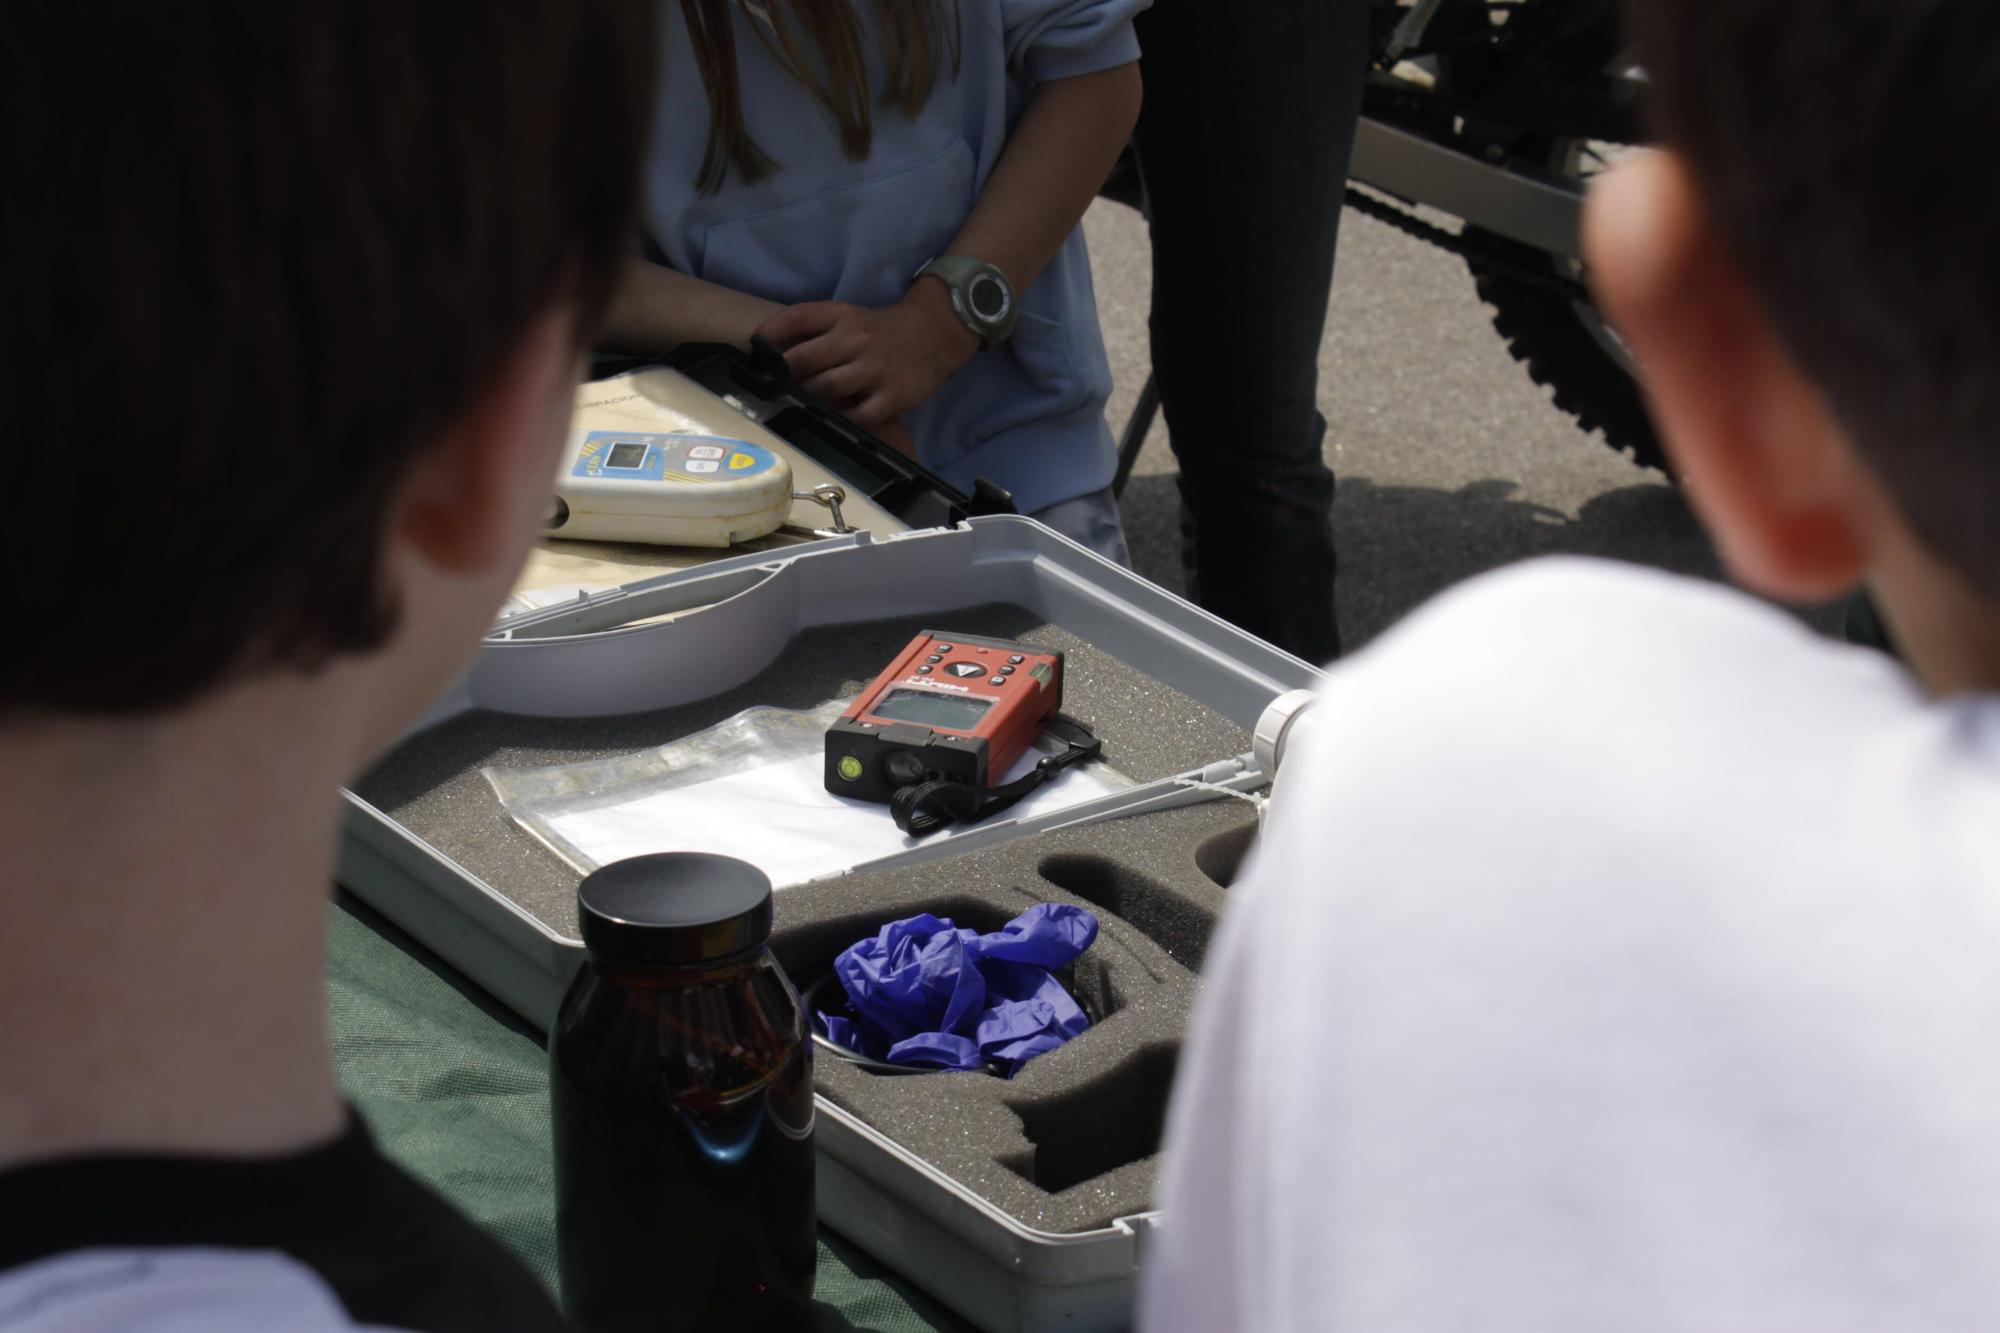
[338,515,1323,1331]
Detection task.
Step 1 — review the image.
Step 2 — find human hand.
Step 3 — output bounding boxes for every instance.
[755,280,979,427]
[873,416,918,460]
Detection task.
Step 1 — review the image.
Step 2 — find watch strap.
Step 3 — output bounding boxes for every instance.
[917,255,1017,348]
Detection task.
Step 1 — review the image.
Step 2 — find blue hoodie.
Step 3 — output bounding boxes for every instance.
[643,0,1147,514]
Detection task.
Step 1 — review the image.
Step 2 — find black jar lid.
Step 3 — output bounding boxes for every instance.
[576,853,773,966]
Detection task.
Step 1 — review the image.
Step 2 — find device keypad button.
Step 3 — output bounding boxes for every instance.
[989,676,1007,686]
[999,666,1016,676]
[926,655,943,665]
[917,666,933,674]
[1008,655,1025,664]
[934,644,954,653]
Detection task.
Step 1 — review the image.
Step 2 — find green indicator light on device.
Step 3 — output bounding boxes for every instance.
[837,755,864,782]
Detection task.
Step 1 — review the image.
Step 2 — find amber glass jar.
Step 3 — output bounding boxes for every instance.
[551,853,815,1332]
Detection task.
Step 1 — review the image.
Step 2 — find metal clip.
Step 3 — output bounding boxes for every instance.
[789,483,859,538]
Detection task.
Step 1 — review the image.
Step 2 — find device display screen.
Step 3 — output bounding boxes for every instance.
[605,442,648,468]
[870,688,993,731]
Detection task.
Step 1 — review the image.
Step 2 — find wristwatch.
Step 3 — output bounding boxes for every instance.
[916,255,1017,348]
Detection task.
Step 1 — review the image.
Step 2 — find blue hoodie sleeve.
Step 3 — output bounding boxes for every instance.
[1001,0,1147,84]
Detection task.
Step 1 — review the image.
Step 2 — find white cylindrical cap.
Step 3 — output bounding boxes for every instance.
[1252,688,1318,775]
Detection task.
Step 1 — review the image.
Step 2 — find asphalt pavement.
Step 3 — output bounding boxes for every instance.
[1080,195,1845,657]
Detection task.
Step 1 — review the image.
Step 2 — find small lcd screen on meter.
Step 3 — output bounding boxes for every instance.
[870,688,993,731]
[605,442,647,468]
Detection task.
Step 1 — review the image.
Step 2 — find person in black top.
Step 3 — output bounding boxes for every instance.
[0,1119,565,1332]
[1131,0,1370,663]
[0,3,657,1328]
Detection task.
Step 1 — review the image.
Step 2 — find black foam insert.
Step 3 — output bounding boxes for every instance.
[774,799,1256,1235]
[999,1043,1182,1195]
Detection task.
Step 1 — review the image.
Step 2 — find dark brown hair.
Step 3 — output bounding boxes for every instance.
[680,0,961,193]
[1624,0,2000,596]
[0,0,658,713]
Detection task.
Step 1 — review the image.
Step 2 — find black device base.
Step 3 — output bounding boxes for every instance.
[826,720,990,805]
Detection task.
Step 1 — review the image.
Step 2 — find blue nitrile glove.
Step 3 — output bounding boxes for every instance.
[818,904,1098,1075]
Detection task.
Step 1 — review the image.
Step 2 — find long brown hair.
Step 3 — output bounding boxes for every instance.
[679,0,961,193]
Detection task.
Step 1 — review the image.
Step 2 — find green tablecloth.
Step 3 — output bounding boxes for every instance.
[326,892,972,1333]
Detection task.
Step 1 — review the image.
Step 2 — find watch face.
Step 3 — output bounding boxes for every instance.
[967,272,1010,322]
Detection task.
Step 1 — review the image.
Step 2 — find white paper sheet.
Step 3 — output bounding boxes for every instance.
[485,700,1131,889]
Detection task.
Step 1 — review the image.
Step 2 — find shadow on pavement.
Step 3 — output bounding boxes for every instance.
[1117,472,1839,653]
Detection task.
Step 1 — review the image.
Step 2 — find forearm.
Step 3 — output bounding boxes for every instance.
[754,62,1142,425]
[597,257,784,354]
[943,61,1142,295]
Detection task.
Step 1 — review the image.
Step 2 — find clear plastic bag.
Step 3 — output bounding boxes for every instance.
[484,699,1132,890]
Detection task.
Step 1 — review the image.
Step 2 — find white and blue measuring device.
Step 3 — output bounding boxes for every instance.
[550,431,798,548]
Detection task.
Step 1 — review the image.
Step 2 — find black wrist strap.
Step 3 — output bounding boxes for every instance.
[890,715,1101,838]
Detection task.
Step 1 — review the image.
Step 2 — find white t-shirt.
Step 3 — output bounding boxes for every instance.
[1140,558,2000,1332]
[0,1250,393,1332]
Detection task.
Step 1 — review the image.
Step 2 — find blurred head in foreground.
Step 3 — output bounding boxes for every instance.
[0,1,656,748]
[1590,0,2000,690]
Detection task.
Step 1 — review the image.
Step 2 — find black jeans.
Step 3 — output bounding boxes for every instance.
[1132,0,1370,664]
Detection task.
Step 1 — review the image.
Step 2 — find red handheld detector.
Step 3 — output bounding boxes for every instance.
[825,631,1064,804]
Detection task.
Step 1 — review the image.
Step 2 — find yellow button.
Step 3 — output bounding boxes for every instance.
[837,755,864,782]
[729,452,757,471]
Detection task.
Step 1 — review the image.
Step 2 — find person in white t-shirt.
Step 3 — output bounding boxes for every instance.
[1140,1,2000,1329]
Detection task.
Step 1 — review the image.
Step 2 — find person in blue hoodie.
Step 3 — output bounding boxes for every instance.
[603,0,1146,561]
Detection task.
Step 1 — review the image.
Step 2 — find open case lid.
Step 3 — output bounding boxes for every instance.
[480,517,1317,731]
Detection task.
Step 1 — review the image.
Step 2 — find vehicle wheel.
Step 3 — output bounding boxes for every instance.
[1466,128,1667,474]
[1467,231,1666,474]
